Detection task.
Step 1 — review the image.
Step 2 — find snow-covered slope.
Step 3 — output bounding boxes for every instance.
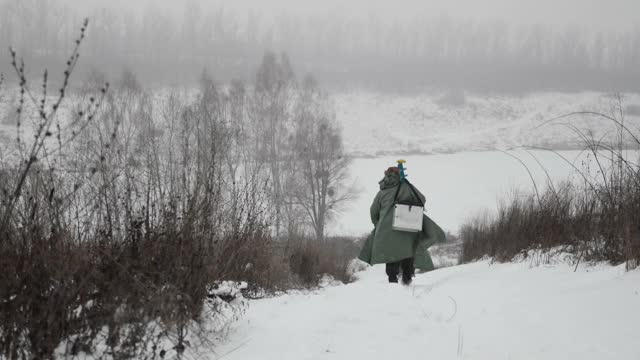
[216,260,640,360]
[335,91,640,157]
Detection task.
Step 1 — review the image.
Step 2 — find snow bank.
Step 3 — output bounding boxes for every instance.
[216,260,640,360]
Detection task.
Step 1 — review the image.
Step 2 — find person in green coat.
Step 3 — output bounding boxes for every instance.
[358,165,446,285]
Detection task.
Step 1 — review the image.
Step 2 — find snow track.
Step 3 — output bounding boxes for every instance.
[216,261,640,360]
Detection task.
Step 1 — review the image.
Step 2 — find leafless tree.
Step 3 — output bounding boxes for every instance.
[250,51,296,238]
[290,75,357,241]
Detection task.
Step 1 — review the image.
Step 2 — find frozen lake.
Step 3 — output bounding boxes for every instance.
[330,149,639,236]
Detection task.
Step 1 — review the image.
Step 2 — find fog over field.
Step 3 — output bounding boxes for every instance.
[3,0,640,91]
[64,0,639,30]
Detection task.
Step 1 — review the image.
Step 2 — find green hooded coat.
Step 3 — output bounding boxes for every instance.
[358,172,446,270]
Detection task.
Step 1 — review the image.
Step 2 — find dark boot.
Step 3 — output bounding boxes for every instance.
[401,258,415,285]
[386,262,400,283]
[401,273,412,285]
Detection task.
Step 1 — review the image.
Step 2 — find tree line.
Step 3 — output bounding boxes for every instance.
[1,0,640,92]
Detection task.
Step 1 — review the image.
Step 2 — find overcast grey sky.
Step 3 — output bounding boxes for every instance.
[67,0,640,30]
[4,0,636,92]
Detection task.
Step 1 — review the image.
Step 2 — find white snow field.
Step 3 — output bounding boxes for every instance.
[334,91,640,156]
[216,260,640,360]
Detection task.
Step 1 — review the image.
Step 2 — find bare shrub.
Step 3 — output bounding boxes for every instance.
[461,100,640,269]
[1,17,358,357]
[316,236,364,283]
[0,22,282,359]
[288,235,364,285]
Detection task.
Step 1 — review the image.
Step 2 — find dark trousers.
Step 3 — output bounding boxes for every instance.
[386,257,415,281]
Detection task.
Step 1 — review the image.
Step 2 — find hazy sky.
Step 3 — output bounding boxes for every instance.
[67,0,640,31]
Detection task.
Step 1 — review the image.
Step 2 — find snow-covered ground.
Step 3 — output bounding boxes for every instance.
[216,259,640,360]
[334,91,640,156]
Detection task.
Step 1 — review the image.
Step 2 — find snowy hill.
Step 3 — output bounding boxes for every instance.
[334,91,640,157]
[3,90,638,161]
[216,259,640,360]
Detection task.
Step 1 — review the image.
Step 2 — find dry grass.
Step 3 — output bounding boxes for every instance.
[461,103,640,269]
[288,236,363,285]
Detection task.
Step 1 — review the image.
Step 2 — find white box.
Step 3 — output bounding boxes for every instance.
[392,204,424,232]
